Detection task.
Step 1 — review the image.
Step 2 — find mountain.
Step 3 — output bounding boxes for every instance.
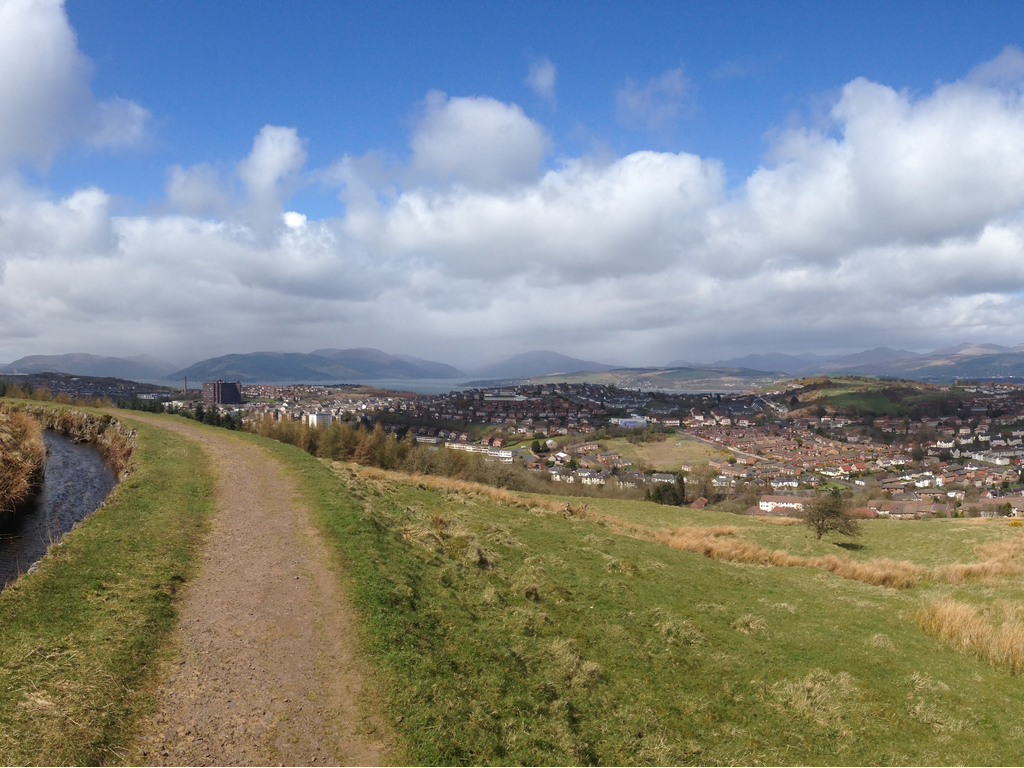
[856,345,1024,381]
[470,351,617,380]
[173,349,465,383]
[929,342,1019,356]
[520,366,788,391]
[708,352,828,376]
[829,347,922,369]
[1,353,179,381]
[702,347,920,376]
[311,348,465,378]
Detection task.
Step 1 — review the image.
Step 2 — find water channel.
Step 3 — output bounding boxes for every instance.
[0,431,118,591]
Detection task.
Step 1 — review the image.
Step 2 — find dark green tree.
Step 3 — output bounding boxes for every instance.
[803,488,860,540]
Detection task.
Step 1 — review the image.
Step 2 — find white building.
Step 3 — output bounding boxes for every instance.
[759,495,806,514]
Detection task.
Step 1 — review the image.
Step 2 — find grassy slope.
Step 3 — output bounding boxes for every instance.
[601,435,729,472]
[0,412,214,765]
[249,435,1024,765]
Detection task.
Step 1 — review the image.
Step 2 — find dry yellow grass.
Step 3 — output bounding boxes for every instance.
[581,514,925,588]
[0,410,46,514]
[1,403,136,479]
[932,534,1024,584]
[916,599,1024,674]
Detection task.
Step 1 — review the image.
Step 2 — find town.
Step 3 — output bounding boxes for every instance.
[164,376,1024,518]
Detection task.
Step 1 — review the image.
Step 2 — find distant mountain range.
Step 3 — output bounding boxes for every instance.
[172,348,466,383]
[7,343,1024,386]
[683,347,924,376]
[689,343,1024,381]
[1,353,179,381]
[468,351,617,381]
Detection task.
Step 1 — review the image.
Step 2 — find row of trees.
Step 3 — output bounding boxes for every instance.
[0,381,112,409]
[247,415,543,491]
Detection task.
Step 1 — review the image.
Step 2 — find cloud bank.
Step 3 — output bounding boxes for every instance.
[2,2,1024,368]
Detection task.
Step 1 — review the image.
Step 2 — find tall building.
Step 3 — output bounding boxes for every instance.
[202,380,243,405]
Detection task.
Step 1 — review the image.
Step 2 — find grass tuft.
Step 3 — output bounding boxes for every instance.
[916,599,1024,674]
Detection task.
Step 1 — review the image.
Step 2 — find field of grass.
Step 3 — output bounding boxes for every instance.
[250,438,1024,765]
[826,390,908,416]
[601,435,731,471]
[0,410,214,765]
[808,378,962,417]
[6,408,1024,764]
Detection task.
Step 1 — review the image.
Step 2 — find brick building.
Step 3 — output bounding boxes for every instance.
[203,380,243,405]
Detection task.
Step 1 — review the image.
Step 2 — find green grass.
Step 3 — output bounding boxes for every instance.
[0,411,214,765]
[826,390,908,416]
[8,408,1021,764]
[822,382,961,417]
[247,440,1024,765]
[600,435,729,472]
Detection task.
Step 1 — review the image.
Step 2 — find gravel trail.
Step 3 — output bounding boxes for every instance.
[127,417,389,766]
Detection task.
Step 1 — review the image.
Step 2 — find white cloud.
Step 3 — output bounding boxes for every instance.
[236,125,307,229]
[9,51,1024,366]
[166,163,230,217]
[525,57,556,103]
[0,0,92,167]
[410,91,549,189]
[238,125,307,200]
[0,0,150,169]
[90,97,151,149]
[616,67,692,130]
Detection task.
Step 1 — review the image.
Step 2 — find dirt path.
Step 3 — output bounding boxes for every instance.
[127,416,389,766]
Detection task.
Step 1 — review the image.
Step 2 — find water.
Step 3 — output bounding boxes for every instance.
[356,378,471,394]
[0,431,118,590]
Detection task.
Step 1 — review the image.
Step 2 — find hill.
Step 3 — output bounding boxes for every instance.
[310,347,465,378]
[861,344,1024,381]
[470,351,617,380]
[518,366,787,392]
[696,343,1024,381]
[304,456,1024,765]
[174,349,464,383]
[705,347,921,376]
[1,353,179,381]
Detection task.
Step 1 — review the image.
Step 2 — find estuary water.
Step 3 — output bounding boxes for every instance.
[0,431,118,590]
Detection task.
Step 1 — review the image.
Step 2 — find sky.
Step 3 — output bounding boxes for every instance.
[4,0,1024,368]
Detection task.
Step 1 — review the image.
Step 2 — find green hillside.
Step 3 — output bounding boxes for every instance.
[267,442,1024,766]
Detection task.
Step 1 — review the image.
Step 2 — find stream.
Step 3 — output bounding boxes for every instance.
[0,430,118,591]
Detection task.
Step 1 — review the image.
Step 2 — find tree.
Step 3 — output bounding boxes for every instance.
[802,488,860,540]
[647,472,687,506]
[686,463,719,503]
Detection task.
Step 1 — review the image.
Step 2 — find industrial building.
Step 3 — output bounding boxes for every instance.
[202,380,243,405]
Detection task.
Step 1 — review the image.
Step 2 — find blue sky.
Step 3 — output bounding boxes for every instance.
[4,0,1024,368]
[52,1,1022,208]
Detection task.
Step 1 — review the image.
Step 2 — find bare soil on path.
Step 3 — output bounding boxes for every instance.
[126,416,390,766]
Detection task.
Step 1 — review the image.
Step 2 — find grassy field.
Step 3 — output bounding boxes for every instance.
[6,409,1024,764]
[807,378,963,417]
[601,435,731,471]
[0,410,214,765]
[247,437,1024,765]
